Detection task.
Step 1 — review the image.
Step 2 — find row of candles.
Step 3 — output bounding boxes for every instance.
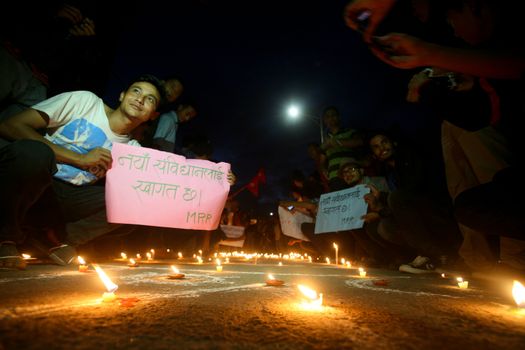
[16,233,524,312]
[76,251,525,309]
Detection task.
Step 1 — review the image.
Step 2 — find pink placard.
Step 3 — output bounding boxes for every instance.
[106,143,230,230]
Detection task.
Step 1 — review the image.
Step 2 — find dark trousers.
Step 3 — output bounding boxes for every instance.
[0,139,56,243]
[385,189,462,259]
[1,137,129,247]
[455,166,525,240]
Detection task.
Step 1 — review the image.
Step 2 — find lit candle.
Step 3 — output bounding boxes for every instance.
[278,261,283,266]
[225,257,230,264]
[265,273,284,286]
[136,253,142,260]
[359,267,367,277]
[128,258,139,267]
[93,264,118,302]
[216,259,223,272]
[297,284,323,309]
[196,256,203,264]
[146,252,153,261]
[325,257,331,265]
[457,277,468,289]
[441,273,446,278]
[178,252,183,259]
[512,280,525,307]
[77,256,88,272]
[308,256,312,263]
[333,243,338,265]
[120,252,127,260]
[341,258,346,266]
[345,261,352,268]
[168,265,185,279]
[102,292,117,302]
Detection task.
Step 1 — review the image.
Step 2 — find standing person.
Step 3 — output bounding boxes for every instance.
[320,106,364,191]
[0,74,166,268]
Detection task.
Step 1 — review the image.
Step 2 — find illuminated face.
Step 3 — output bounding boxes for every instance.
[119,82,160,124]
[370,134,394,161]
[341,165,362,186]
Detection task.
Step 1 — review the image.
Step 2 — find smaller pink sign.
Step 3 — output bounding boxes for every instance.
[106,143,230,230]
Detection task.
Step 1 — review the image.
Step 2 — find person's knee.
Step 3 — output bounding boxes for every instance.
[10,140,56,174]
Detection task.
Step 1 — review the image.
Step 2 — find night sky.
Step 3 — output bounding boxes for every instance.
[102,0,442,212]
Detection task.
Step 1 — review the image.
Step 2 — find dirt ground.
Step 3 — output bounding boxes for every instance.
[1,258,525,350]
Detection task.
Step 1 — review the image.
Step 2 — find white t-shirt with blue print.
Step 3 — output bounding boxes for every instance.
[35,91,140,185]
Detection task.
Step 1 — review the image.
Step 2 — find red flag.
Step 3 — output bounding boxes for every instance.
[255,168,266,184]
[246,168,265,197]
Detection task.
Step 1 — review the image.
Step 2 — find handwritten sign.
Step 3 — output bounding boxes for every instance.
[218,225,246,247]
[278,206,312,241]
[314,184,370,234]
[106,143,230,230]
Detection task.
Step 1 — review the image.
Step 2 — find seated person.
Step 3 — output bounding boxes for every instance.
[0,74,167,268]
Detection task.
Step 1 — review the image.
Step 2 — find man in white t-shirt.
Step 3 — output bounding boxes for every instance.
[0,74,166,269]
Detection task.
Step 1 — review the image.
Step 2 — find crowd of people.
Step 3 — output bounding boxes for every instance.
[1,0,524,280]
[278,0,524,277]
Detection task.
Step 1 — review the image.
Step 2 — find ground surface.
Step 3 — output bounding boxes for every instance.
[1,258,525,350]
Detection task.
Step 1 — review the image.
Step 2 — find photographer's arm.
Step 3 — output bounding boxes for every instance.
[372,33,525,80]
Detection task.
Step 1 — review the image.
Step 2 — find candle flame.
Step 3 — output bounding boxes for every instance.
[170,265,180,274]
[178,252,183,258]
[457,277,463,283]
[325,258,330,264]
[268,274,275,280]
[22,253,31,259]
[129,258,136,264]
[297,284,323,308]
[216,258,221,266]
[333,243,338,249]
[93,264,118,293]
[146,252,152,260]
[120,252,127,259]
[512,280,525,307]
[298,284,318,300]
[77,256,86,265]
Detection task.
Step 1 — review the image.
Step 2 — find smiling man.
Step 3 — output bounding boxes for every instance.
[0,74,166,269]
